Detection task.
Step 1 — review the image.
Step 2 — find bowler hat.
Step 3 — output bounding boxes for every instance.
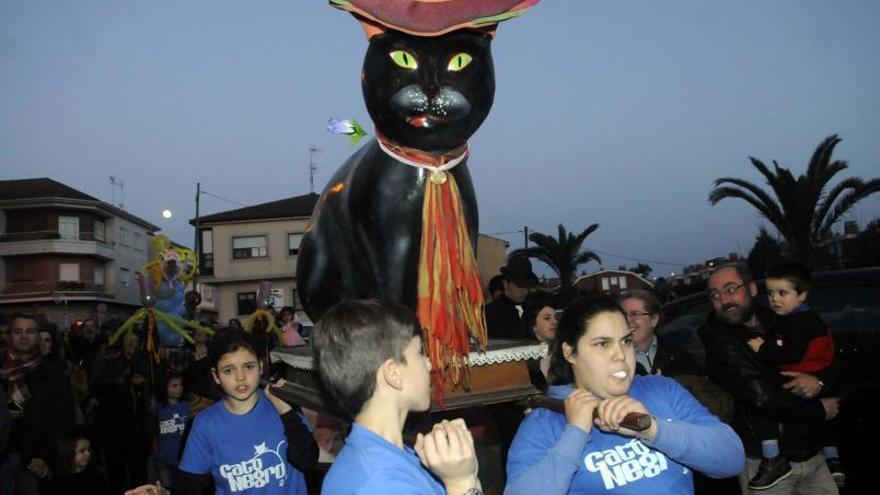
[501,256,538,289]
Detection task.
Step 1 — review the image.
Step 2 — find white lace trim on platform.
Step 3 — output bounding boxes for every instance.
[271,341,548,371]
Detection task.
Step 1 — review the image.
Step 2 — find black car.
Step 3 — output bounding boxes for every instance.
[658,267,880,494]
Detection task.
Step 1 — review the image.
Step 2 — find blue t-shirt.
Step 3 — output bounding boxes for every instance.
[506,377,744,494]
[321,424,444,495]
[157,401,189,465]
[179,390,307,495]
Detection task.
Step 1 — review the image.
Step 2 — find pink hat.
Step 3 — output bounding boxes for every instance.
[330,0,540,37]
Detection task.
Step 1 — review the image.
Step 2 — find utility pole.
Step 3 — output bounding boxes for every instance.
[194,182,201,288]
[524,226,529,249]
[309,147,322,193]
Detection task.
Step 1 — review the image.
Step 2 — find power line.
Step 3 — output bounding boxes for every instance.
[200,190,248,207]
[489,229,688,267]
[589,248,689,268]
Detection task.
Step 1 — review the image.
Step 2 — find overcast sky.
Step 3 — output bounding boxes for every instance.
[2,0,879,277]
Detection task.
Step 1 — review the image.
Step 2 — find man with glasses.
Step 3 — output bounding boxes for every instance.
[0,313,74,493]
[700,264,839,494]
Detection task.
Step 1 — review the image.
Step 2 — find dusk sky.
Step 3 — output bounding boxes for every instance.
[2,1,879,278]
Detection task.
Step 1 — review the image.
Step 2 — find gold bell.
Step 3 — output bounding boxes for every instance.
[430,169,448,185]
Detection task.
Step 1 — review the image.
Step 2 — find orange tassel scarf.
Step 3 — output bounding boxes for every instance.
[377,135,488,406]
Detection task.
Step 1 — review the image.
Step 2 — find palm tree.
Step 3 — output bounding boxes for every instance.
[709,134,880,266]
[509,223,602,293]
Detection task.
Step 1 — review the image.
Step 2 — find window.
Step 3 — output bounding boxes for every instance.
[610,277,618,286]
[94,220,105,242]
[201,230,213,255]
[237,292,257,315]
[601,277,610,291]
[619,276,628,289]
[59,216,79,240]
[200,230,214,275]
[232,235,268,259]
[94,264,105,286]
[120,268,131,287]
[132,232,143,250]
[119,227,130,247]
[59,263,80,281]
[288,233,303,256]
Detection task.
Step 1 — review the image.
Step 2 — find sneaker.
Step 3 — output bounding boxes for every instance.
[748,455,793,490]
[827,458,846,488]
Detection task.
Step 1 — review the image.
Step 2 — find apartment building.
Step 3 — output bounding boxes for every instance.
[0,178,159,326]
[193,193,509,323]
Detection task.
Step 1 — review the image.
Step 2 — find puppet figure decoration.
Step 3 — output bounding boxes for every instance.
[141,235,197,347]
[297,0,538,401]
[242,281,282,340]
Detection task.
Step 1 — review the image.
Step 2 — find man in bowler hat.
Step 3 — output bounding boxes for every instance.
[485,256,538,340]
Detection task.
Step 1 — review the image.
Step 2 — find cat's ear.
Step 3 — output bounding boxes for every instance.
[356,16,386,40]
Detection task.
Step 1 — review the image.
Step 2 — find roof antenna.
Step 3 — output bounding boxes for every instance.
[309,147,322,194]
[109,176,124,208]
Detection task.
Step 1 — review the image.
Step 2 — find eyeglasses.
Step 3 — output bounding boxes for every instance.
[707,283,746,301]
[625,311,654,320]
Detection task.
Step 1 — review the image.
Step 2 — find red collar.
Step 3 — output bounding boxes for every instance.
[375,132,469,168]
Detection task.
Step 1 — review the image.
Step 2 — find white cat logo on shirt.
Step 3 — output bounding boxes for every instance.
[584,439,669,489]
[219,441,288,492]
[159,413,186,435]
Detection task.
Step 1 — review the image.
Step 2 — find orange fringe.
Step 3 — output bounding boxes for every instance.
[416,172,487,407]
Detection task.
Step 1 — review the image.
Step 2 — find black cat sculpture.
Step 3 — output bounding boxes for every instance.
[297,0,538,396]
[297,28,491,320]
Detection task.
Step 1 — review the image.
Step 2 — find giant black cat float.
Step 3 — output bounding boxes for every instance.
[272,0,545,414]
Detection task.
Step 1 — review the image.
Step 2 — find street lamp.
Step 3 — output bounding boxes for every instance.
[162,209,173,219]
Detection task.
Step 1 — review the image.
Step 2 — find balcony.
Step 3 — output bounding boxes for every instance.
[0,231,115,259]
[0,280,112,298]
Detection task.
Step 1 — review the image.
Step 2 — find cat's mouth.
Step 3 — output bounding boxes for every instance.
[407,114,452,128]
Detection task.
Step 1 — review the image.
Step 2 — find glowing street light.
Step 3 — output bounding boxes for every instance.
[162,209,173,219]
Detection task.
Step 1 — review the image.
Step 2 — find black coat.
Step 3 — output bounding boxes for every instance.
[700,306,827,461]
[485,295,529,340]
[10,357,75,465]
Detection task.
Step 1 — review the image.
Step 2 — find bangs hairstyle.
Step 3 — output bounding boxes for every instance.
[548,295,626,386]
[766,261,811,293]
[207,328,259,370]
[311,299,421,418]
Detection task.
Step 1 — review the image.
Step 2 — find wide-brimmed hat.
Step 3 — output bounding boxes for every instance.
[330,0,540,37]
[501,256,538,289]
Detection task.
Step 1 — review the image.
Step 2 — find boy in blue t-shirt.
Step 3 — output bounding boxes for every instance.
[311,300,482,495]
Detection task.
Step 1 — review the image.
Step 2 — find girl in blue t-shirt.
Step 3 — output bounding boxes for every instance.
[126,329,318,495]
[149,371,189,490]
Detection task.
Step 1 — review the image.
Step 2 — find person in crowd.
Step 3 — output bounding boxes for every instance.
[70,318,101,376]
[228,318,243,330]
[700,263,840,494]
[486,256,538,340]
[0,313,75,494]
[277,307,306,347]
[50,435,109,494]
[487,275,505,302]
[94,331,151,492]
[312,299,483,495]
[506,296,744,494]
[148,371,189,491]
[127,328,318,494]
[743,262,844,489]
[520,292,559,389]
[619,290,700,377]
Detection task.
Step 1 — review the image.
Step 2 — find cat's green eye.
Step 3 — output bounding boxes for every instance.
[447,53,472,72]
[389,50,418,70]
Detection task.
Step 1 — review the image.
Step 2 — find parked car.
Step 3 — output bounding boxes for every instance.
[658,267,880,494]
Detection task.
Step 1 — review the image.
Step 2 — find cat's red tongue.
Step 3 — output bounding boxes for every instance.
[407,115,431,128]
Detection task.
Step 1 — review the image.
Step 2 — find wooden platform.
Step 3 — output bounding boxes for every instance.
[270,339,546,417]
